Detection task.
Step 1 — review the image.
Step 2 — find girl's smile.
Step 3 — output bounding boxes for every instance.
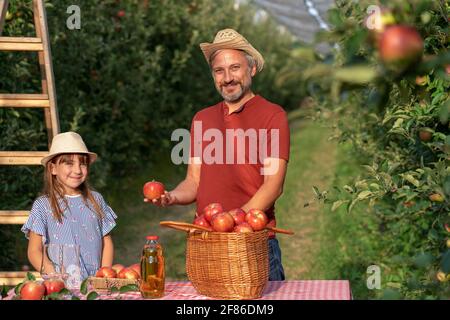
[51,154,88,195]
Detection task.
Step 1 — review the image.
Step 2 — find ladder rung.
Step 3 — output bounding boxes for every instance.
[0,272,42,286]
[0,94,50,107]
[0,151,48,165]
[0,211,30,224]
[0,37,43,51]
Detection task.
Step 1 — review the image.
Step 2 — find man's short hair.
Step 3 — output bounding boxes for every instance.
[209,49,255,71]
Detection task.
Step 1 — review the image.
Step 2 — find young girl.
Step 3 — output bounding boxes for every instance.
[21,132,117,285]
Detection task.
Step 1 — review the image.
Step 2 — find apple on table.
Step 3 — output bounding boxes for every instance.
[20,281,46,300]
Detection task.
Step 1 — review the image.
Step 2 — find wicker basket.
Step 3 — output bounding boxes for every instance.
[88,276,139,291]
[160,221,293,300]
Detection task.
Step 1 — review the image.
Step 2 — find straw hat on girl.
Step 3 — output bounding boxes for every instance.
[41,132,97,166]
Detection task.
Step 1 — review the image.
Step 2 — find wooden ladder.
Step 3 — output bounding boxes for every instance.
[0,0,60,286]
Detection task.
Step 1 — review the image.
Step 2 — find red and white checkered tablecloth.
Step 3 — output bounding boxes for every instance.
[3,280,351,300]
[87,280,351,300]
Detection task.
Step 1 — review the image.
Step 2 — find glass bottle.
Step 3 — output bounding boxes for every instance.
[140,235,165,298]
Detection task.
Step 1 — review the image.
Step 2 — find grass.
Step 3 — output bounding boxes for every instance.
[311,142,384,299]
[276,117,339,279]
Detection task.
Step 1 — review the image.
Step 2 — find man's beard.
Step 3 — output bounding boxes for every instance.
[217,79,252,103]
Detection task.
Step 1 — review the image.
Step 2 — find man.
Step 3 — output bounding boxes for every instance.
[147,28,290,280]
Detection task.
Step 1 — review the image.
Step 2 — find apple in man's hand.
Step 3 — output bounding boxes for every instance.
[143,180,165,200]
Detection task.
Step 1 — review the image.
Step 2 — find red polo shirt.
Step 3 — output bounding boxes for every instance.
[190,95,290,231]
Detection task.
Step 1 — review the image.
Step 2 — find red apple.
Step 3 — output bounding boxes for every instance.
[228,208,246,225]
[418,129,432,142]
[112,264,125,274]
[95,267,117,278]
[20,281,46,300]
[43,279,65,295]
[203,203,223,223]
[129,263,141,277]
[194,215,212,230]
[211,212,235,232]
[117,10,125,18]
[118,268,140,280]
[245,209,269,231]
[143,180,165,200]
[378,25,423,71]
[234,222,254,233]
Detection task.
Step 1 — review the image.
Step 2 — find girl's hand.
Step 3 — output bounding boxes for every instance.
[144,191,176,207]
[41,262,56,275]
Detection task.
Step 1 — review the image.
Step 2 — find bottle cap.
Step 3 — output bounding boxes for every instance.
[146,235,159,240]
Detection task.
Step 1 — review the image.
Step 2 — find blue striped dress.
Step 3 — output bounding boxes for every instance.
[21,191,117,281]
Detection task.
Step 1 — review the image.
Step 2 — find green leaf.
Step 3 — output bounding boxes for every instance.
[441,250,450,273]
[412,252,435,269]
[26,272,36,281]
[357,190,372,200]
[331,200,349,212]
[110,286,119,294]
[86,291,99,300]
[119,284,139,293]
[428,229,439,241]
[80,278,89,295]
[46,292,62,300]
[71,296,81,300]
[14,282,24,296]
[370,183,380,191]
[443,176,450,196]
[1,285,8,298]
[312,186,320,197]
[59,288,71,295]
[446,135,450,146]
[382,288,402,300]
[302,64,333,79]
[439,100,450,124]
[328,8,343,27]
[334,66,377,84]
[392,118,404,129]
[347,198,358,214]
[404,175,420,188]
[343,185,354,193]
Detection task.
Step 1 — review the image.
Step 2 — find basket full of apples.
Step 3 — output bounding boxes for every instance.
[160,203,293,300]
[88,263,140,291]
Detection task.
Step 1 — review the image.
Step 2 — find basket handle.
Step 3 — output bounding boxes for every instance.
[159,221,211,233]
[160,220,294,235]
[266,226,294,235]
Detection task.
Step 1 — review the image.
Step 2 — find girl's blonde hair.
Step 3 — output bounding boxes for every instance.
[43,153,104,223]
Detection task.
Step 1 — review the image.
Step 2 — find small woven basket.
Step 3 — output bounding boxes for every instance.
[88,277,139,291]
[160,221,293,300]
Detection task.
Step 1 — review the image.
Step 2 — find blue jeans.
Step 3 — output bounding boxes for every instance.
[268,238,285,281]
